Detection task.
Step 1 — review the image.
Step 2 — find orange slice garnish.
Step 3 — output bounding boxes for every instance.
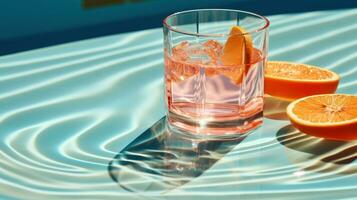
[221,26,253,65]
[265,61,340,101]
[219,26,254,84]
[287,94,357,141]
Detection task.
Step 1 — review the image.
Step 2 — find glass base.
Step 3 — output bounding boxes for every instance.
[167,111,263,140]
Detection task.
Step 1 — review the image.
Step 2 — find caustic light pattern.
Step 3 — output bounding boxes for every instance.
[0,9,356,200]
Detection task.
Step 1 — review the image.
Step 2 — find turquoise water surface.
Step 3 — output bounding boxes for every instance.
[0,9,356,200]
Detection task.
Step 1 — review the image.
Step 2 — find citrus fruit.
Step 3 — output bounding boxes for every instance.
[265,61,340,101]
[221,26,254,65]
[219,26,254,84]
[287,94,357,141]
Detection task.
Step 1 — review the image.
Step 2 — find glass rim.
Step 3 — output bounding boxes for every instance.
[163,9,270,37]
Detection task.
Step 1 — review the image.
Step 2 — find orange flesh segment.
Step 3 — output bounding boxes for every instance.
[266,62,334,80]
[221,26,253,65]
[293,95,357,123]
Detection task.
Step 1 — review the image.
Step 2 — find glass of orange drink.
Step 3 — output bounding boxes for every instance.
[163,9,270,137]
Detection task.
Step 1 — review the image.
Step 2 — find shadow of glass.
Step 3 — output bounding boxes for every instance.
[276,125,357,174]
[263,95,291,120]
[108,117,246,193]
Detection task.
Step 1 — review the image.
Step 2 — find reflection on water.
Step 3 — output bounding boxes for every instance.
[108,117,245,192]
[277,125,357,174]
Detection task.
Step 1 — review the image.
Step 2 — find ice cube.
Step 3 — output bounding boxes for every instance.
[184,43,212,64]
[203,40,223,64]
[172,41,190,61]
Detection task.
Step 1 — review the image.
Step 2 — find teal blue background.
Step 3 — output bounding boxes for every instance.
[1,0,356,55]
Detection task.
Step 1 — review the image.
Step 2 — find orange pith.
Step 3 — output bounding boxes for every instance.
[265,61,340,101]
[287,94,357,141]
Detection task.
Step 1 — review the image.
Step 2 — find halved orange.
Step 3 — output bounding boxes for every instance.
[287,94,357,141]
[265,61,340,101]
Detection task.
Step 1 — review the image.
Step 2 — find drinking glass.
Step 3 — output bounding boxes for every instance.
[163,9,269,137]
